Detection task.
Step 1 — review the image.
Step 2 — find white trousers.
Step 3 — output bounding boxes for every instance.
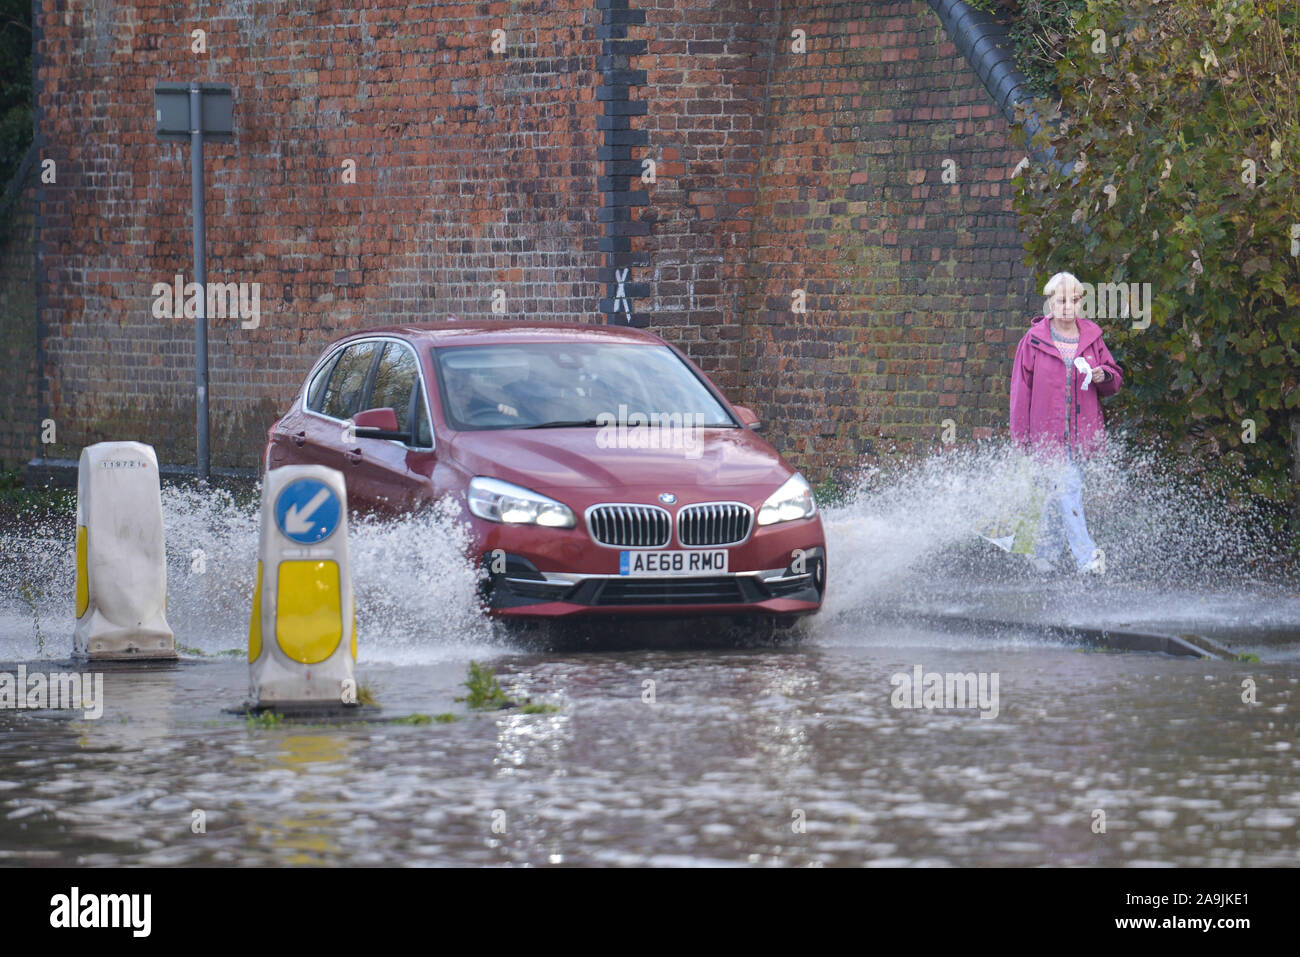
[1033,458,1098,570]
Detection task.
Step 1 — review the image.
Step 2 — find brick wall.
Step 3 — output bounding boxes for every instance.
[738,3,1035,478]
[630,1,1034,478]
[33,1,605,469]
[26,0,1036,480]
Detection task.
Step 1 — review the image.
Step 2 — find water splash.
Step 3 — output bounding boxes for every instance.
[0,483,494,662]
[815,435,1296,640]
[158,483,260,654]
[1,437,1294,660]
[818,443,1045,618]
[347,498,496,663]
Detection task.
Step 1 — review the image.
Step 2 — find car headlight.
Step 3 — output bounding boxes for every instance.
[468,477,576,528]
[756,473,816,526]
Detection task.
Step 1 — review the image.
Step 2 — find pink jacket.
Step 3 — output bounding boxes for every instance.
[1009,316,1123,458]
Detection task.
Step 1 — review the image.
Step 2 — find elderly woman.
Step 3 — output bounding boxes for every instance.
[1009,272,1124,575]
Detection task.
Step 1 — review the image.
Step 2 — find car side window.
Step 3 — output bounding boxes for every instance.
[306,350,341,412]
[368,342,418,431]
[320,341,379,420]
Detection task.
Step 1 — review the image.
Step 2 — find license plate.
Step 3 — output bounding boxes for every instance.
[619,549,729,577]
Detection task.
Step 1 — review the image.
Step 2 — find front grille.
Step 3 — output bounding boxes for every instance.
[677,502,753,546]
[594,576,746,606]
[587,504,672,548]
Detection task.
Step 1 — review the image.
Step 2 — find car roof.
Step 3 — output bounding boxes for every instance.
[333,320,668,348]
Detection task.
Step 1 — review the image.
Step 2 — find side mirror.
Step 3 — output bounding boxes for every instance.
[353,407,412,443]
[733,405,762,430]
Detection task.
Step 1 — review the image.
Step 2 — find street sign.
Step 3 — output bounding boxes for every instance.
[154,83,233,141]
[274,478,342,545]
[153,81,236,481]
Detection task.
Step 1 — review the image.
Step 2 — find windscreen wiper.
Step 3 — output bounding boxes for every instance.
[519,419,604,429]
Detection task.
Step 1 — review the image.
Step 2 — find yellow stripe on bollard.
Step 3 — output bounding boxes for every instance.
[275,560,343,664]
[75,525,89,619]
[248,560,263,662]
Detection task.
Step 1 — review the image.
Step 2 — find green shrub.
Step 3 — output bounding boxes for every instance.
[1015,0,1299,521]
[964,0,1089,97]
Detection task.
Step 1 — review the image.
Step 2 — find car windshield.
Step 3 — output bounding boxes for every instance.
[433,342,738,431]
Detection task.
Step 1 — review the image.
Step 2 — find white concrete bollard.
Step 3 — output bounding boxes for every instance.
[73,442,176,660]
[249,465,356,707]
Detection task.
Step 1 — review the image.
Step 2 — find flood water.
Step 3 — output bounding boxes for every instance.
[2,635,1297,866]
[1,441,1297,866]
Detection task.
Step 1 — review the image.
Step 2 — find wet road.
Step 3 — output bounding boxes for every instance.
[1,619,1296,866]
[2,445,1297,866]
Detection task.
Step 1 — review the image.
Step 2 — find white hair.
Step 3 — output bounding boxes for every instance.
[1042,272,1084,297]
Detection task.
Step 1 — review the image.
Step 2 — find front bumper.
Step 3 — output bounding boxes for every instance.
[482,547,825,619]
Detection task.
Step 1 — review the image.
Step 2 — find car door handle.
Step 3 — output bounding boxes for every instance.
[292,431,306,447]
[346,448,363,464]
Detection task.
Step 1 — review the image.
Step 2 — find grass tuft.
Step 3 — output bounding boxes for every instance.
[520,702,560,714]
[455,661,514,710]
[244,710,283,730]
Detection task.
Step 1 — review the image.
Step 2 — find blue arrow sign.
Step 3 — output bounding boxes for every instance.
[274,478,341,545]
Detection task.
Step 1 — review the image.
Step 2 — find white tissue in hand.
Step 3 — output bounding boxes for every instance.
[1073,356,1093,390]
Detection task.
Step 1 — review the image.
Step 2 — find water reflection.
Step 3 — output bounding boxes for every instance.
[242,734,355,865]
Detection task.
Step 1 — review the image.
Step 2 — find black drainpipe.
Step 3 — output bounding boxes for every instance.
[926,0,1069,175]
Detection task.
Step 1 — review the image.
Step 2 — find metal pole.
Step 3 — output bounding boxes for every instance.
[190,83,209,482]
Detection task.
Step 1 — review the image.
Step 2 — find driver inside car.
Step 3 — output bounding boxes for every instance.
[445,365,520,423]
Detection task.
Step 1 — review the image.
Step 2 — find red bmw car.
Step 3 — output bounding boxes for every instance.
[264,321,826,622]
